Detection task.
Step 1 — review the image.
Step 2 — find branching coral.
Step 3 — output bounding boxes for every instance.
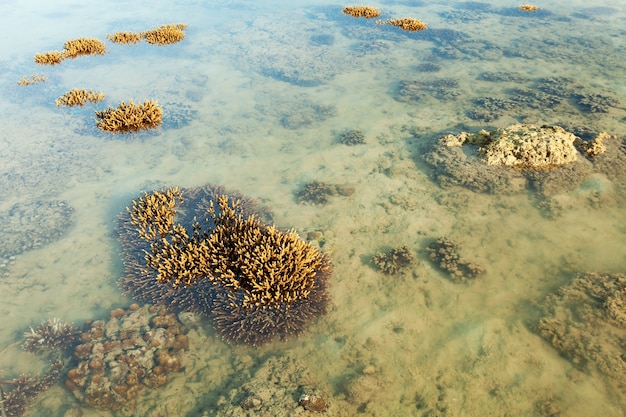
[62,37,106,59]
[0,360,63,417]
[95,99,163,133]
[21,318,80,354]
[119,186,331,346]
[33,51,64,66]
[106,31,143,45]
[425,238,484,282]
[372,246,416,275]
[342,6,381,18]
[142,24,187,45]
[17,74,46,86]
[378,18,427,32]
[56,89,104,107]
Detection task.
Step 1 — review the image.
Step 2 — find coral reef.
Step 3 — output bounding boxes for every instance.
[422,125,622,197]
[425,238,484,282]
[56,89,105,107]
[0,200,74,259]
[17,74,46,86]
[467,97,517,122]
[119,186,331,346]
[142,24,187,45]
[107,24,187,46]
[372,246,416,275]
[106,31,143,45]
[33,51,64,65]
[21,318,81,354]
[62,37,106,59]
[415,62,441,72]
[65,304,188,411]
[519,4,538,12]
[575,93,619,113]
[95,99,163,133]
[397,78,460,102]
[118,185,269,316]
[378,18,427,32]
[340,129,366,145]
[297,181,355,205]
[422,138,527,194]
[537,272,625,391]
[342,6,381,18]
[0,360,63,417]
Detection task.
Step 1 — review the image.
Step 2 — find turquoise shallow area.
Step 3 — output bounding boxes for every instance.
[0,1,625,416]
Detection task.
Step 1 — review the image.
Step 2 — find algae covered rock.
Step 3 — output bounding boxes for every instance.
[476,124,578,168]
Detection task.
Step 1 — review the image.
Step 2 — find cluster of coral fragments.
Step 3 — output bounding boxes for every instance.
[20,24,187,133]
[1,184,333,415]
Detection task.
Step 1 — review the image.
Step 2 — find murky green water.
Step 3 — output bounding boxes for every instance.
[1,1,625,416]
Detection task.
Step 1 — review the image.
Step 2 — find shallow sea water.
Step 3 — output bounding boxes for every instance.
[0,0,625,416]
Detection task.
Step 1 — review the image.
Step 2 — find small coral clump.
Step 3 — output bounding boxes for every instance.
[372,246,416,275]
[297,181,335,205]
[120,187,332,346]
[340,129,366,146]
[519,4,538,12]
[0,360,63,417]
[425,238,484,282]
[17,74,46,86]
[21,318,81,354]
[56,89,105,107]
[106,31,143,45]
[33,51,64,65]
[537,272,625,384]
[142,24,187,45]
[62,37,106,59]
[342,6,381,18]
[378,18,427,32]
[34,37,106,65]
[95,99,163,133]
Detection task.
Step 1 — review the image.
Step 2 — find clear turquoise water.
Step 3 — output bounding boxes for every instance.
[0,1,625,416]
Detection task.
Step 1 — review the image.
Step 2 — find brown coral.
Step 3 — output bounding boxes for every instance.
[33,51,64,66]
[372,246,415,275]
[17,74,46,86]
[106,31,143,45]
[56,89,105,107]
[342,6,381,18]
[62,37,106,59]
[425,238,484,282]
[120,186,331,346]
[95,99,163,133]
[379,18,427,32]
[519,4,538,12]
[142,24,187,45]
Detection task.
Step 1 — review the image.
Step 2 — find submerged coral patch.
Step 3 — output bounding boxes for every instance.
[118,185,332,346]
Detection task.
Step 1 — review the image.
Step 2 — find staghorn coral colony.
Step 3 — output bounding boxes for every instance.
[341,6,381,18]
[95,99,163,133]
[34,37,106,66]
[56,89,104,107]
[378,18,428,32]
[117,185,332,346]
